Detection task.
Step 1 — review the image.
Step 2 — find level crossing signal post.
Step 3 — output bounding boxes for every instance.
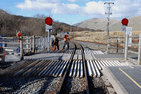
[121,18,129,61]
[45,17,53,51]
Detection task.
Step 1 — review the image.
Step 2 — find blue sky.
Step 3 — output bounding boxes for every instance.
[0,0,141,25]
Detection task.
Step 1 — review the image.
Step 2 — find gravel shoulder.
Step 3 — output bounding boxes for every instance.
[0,77,62,94]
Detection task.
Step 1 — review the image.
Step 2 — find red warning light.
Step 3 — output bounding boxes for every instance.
[45,17,53,25]
[121,18,129,25]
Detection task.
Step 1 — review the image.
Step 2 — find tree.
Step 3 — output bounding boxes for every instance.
[34,14,47,19]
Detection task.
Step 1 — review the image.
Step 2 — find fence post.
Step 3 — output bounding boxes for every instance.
[37,37,39,52]
[20,36,23,60]
[43,36,45,50]
[38,37,40,51]
[117,38,118,53]
[35,37,37,53]
[138,33,141,65]
[29,36,31,52]
[124,34,129,61]
[40,37,42,51]
[26,36,29,53]
[45,36,47,49]
[32,35,35,53]
[37,37,40,52]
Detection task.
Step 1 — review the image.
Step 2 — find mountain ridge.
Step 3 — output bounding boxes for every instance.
[74,16,141,31]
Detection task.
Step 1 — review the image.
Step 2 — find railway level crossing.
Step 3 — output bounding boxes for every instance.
[0,33,141,94]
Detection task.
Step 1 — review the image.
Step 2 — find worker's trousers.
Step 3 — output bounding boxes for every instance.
[63,41,69,49]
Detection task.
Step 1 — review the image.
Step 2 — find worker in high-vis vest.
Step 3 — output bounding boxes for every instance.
[17,31,21,43]
[16,31,21,53]
[17,31,21,38]
[60,32,69,50]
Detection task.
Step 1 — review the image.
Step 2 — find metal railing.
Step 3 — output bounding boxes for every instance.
[109,37,124,53]
[124,34,140,65]
[108,34,141,65]
[0,36,50,60]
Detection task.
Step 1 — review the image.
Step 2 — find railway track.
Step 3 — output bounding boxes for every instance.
[0,41,76,94]
[0,40,130,94]
[56,41,89,94]
[0,41,88,94]
[80,42,118,94]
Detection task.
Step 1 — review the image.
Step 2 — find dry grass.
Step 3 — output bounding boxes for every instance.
[70,31,141,48]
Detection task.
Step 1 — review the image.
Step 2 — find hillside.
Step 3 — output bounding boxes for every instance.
[0,9,97,37]
[74,16,141,31]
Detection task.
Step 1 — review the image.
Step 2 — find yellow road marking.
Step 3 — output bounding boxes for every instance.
[119,68,141,88]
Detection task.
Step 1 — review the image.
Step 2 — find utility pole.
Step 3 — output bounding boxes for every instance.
[104,1,114,54]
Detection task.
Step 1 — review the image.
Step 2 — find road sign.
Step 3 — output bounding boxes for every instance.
[126,27,132,46]
[126,27,132,35]
[45,17,53,25]
[45,24,52,32]
[121,18,129,25]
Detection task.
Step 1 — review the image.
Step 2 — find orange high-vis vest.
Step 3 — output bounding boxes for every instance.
[64,35,68,41]
[17,32,21,38]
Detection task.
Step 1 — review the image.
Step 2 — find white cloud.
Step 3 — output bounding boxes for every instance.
[82,1,106,16]
[67,0,78,2]
[36,0,60,3]
[16,0,141,18]
[110,0,141,18]
[67,0,88,2]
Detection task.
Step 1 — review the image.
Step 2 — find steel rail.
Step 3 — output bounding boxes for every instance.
[57,41,76,94]
[79,44,90,94]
